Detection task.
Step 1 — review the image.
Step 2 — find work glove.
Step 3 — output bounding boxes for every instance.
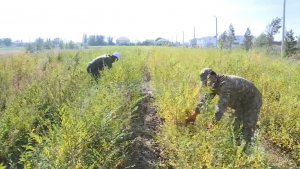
[185,113,197,126]
[206,123,214,130]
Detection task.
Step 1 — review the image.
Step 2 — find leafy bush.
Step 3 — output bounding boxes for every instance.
[1,46,300,168]
[148,47,300,168]
[0,47,146,168]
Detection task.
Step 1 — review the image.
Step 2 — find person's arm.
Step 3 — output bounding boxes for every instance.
[186,89,216,125]
[194,90,216,114]
[212,82,230,124]
[87,63,92,73]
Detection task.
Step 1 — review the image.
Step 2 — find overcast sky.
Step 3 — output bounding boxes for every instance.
[1,0,299,43]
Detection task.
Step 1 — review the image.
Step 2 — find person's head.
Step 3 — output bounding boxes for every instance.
[112,52,120,61]
[199,67,217,87]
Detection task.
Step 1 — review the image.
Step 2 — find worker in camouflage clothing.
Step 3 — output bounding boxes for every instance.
[87,52,120,81]
[186,68,262,146]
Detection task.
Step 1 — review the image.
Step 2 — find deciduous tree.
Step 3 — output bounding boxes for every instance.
[284,29,297,57]
[243,28,253,51]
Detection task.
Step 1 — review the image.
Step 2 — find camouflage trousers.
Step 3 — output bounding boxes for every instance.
[232,93,262,146]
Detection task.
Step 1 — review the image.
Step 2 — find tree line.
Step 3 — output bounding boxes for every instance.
[82,34,158,46]
[82,34,115,46]
[2,18,300,57]
[26,37,79,53]
[219,17,300,57]
[0,38,13,47]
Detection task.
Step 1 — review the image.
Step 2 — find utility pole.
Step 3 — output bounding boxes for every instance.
[216,17,218,48]
[193,26,196,47]
[281,0,286,58]
[183,31,184,47]
[214,15,218,48]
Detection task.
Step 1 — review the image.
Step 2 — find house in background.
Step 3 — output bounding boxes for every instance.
[116,37,130,44]
[197,36,216,48]
[155,37,162,42]
[232,35,245,48]
[189,36,216,48]
[156,38,169,45]
[189,38,199,47]
[189,35,252,49]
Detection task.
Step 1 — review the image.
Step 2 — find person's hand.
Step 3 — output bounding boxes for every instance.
[206,123,214,130]
[185,113,197,126]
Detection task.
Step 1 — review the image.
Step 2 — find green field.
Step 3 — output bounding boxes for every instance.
[0,47,299,168]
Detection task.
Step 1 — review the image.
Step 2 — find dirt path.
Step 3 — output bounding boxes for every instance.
[119,65,168,169]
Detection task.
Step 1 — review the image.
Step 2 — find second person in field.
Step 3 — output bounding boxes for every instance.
[86,52,120,81]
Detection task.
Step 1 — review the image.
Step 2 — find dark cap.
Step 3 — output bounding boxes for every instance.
[200,68,213,85]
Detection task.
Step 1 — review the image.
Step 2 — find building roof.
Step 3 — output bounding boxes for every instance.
[157,38,168,42]
[116,36,130,41]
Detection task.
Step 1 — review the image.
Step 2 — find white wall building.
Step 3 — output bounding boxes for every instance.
[232,35,245,47]
[189,35,256,48]
[197,36,216,48]
[189,38,198,47]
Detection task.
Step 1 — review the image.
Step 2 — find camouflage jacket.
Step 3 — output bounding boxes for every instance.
[87,54,115,73]
[195,74,261,122]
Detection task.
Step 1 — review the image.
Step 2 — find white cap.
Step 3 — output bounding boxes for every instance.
[113,52,120,60]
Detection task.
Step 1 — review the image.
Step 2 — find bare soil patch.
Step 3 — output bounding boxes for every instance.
[119,67,170,169]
